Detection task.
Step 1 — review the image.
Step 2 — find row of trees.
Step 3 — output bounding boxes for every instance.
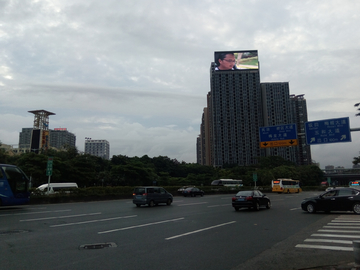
[0,144,325,188]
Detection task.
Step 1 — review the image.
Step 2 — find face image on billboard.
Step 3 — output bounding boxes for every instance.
[214,51,258,71]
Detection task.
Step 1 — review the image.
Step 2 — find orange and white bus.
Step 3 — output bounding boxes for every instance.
[272,179,302,193]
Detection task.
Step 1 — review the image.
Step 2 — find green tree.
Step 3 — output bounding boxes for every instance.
[256,156,295,169]
[297,165,324,186]
[270,165,299,180]
[353,156,360,165]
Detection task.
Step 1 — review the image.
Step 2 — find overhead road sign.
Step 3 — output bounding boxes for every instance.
[259,124,298,149]
[260,139,298,148]
[305,117,351,145]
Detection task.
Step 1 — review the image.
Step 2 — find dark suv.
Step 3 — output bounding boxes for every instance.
[133,186,173,207]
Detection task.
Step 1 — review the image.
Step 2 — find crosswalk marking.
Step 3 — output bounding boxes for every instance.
[304,239,353,244]
[296,215,360,251]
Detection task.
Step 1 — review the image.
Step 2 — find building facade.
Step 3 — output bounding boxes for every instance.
[84,139,110,160]
[49,128,76,149]
[261,82,297,163]
[18,127,76,151]
[197,51,312,167]
[208,55,264,166]
[19,128,33,149]
[290,94,312,165]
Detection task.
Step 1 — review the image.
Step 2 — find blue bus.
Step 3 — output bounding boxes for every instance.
[0,164,30,206]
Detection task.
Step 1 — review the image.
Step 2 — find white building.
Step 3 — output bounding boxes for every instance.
[84,139,110,160]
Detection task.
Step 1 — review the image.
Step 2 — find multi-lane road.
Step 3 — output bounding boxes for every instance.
[0,191,359,270]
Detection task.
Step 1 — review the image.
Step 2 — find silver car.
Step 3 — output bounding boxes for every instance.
[133,186,173,207]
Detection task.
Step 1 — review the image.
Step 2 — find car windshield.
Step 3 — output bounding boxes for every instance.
[236,191,253,196]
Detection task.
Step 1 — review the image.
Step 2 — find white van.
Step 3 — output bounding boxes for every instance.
[37,183,78,194]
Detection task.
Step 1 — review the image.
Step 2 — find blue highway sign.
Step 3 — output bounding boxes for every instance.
[259,124,298,148]
[305,117,351,145]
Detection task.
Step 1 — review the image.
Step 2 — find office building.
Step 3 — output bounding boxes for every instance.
[84,139,110,160]
[19,128,33,149]
[18,127,76,151]
[49,128,76,149]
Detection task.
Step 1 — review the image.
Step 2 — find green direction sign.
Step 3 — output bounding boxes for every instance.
[253,172,258,182]
[46,157,53,176]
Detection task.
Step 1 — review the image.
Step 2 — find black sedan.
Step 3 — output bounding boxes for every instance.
[301,187,360,214]
[231,190,271,211]
[182,187,204,197]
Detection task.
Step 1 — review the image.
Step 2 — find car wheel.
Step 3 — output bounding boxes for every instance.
[353,203,360,214]
[201,194,204,197]
[266,201,271,209]
[136,204,140,207]
[148,200,155,207]
[191,193,194,197]
[306,203,316,213]
[166,199,172,206]
[254,202,260,211]
[234,207,240,211]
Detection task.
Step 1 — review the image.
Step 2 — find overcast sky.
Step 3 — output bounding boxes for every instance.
[1,0,359,168]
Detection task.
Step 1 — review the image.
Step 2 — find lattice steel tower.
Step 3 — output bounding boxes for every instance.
[28,110,55,153]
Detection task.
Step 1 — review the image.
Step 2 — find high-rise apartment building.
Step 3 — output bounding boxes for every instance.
[290,94,312,165]
[198,51,311,167]
[208,50,264,166]
[84,139,110,160]
[261,82,297,163]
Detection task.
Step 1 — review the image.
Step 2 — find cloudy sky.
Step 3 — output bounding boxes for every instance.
[1,0,359,168]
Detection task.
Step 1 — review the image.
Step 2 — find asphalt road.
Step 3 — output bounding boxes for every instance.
[0,191,357,270]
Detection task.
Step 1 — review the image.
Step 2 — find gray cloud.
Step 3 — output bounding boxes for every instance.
[1,0,360,166]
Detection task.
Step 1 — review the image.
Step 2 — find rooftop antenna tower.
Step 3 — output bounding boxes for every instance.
[28,110,56,153]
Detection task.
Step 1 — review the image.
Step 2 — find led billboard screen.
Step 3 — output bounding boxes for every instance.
[214,50,258,71]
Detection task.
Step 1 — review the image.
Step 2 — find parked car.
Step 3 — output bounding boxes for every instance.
[182,187,204,197]
[231,190,271,211]
[301,187,360,214]
[132,186,173,207]
[177,186,195,193]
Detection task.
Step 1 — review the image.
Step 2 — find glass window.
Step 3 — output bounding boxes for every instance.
[338,189,356,196]
[323,190,337,197]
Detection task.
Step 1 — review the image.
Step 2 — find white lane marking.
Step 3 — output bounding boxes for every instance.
[20,212,101,222]
[51,215,137,227]
[295,244,353,251]
[318,229,360,233]
[165,221,236,240]
[208,204,231,208]
[0,209,71,217]
[290,207,301,211]
[98,217,185,234]
[178,202,208,206]
[305,239,353,244]
[312,233,360,239]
